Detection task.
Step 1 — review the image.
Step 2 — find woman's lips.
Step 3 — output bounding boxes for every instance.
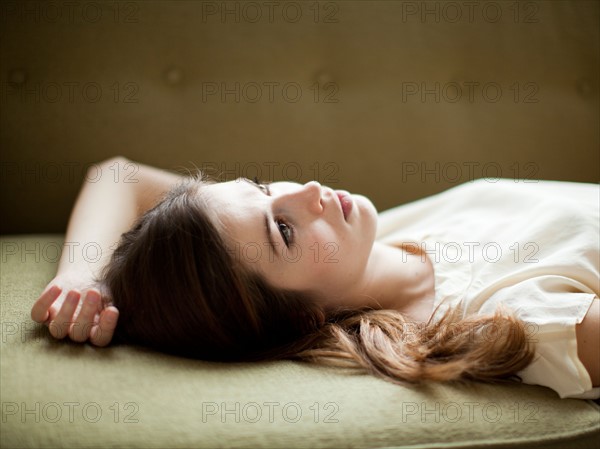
[335,190,353,221]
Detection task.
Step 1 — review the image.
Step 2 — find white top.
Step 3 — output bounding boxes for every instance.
[375,178,600,399]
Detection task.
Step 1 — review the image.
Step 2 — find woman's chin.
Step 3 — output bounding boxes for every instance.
[350,194,379,239]
[353,193,378,217]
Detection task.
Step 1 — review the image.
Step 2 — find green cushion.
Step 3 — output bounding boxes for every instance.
[2,235,599,448]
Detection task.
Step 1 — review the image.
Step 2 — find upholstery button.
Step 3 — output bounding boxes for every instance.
[8,69,26,85]
[314,70,333,85]
[164,66,183,85]
[576,78,591,96]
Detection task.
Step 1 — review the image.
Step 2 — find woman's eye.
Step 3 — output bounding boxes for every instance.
[277,220,292,246]
[251,177,288,244]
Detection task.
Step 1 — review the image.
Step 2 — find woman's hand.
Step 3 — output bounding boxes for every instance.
[30,157,182,348]
[30,273,119,347]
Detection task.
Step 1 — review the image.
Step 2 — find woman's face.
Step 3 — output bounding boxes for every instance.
[200,178,379,309]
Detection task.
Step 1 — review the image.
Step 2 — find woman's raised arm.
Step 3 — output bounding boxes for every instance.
[30,156,186,346]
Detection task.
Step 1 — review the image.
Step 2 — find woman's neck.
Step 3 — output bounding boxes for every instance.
[356,241,435,317]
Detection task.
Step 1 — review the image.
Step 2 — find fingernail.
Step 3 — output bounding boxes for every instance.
[50,286,61,295]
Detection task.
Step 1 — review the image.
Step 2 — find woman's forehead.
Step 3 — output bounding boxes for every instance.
[199,181,260,244]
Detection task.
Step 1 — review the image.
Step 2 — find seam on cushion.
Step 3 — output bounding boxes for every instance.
[374,422,600,449]
[376,399,600,449]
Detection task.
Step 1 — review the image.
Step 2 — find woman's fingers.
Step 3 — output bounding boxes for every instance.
[32,283,117,346]
[30,285,62,323]
[48,290,81,339]
[69,290,101,342]
[89,306,119,347]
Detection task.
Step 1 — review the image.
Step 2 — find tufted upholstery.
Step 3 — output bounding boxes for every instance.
[0,0,598,234]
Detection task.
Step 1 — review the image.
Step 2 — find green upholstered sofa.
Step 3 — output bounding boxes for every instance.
[2,235,599,448]
[1,1,599,448]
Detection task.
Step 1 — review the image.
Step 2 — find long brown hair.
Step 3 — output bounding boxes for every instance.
[97,174,535,385]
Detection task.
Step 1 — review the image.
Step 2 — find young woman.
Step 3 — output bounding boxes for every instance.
[30,156,600,399]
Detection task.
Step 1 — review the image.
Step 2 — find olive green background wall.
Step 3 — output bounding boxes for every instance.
[1,0,598,234]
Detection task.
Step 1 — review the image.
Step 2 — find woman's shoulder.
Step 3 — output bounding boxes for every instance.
[465,177,599,197]
[376,178,599,242]
[381,177,599,214]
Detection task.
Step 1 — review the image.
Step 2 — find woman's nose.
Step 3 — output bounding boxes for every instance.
[277,181,323,215]
[302,181,323,214]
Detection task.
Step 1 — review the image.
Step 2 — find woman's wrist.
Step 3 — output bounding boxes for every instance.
[53,266,99,291]
[56,239,117,283]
